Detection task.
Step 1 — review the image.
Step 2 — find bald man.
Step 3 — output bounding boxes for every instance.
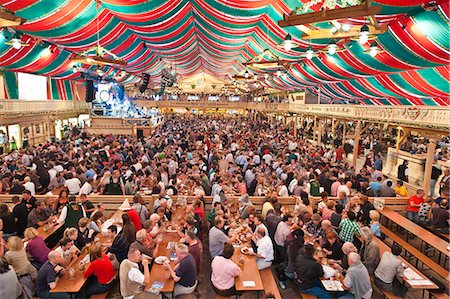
[36,250,70,298]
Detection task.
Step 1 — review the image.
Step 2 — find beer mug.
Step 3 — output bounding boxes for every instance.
[68,267,76,280]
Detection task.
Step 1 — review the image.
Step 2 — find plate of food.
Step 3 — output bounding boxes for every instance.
[240,246,254,255]
[154,256,169,264]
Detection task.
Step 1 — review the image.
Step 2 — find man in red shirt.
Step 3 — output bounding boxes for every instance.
[407,189,425,223]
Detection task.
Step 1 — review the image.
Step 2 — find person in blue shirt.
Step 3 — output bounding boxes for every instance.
[369,176,382,197]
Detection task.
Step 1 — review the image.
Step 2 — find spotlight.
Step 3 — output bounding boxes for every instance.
[306,47,314,60]
[359,24,369,44]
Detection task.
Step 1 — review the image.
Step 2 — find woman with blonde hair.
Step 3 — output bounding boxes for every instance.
[24,227,50,269]
[63,227,81,253]
[4,236,37,294]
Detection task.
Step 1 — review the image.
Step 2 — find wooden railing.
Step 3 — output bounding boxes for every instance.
[0,194,408,215]
[0,100,89,116]
[135,100,450,130]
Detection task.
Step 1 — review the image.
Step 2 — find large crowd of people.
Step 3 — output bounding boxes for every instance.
[0,114,448,299]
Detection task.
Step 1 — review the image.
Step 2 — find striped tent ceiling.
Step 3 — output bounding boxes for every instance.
[0,0,448,105]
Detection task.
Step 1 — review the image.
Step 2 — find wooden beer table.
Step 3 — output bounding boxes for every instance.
[231,246,264,296]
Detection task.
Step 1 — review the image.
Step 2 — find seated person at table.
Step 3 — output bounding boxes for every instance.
[122,214,137,244]
[119,247,160,299]
[0,257,23,299]
[185,230,203,276]
[177,215,198,237]
[64,227,84,251]
[369,210,381,237]
[76,217,96,249]
[338,242,358,271]
[359,227,380,275]
[338,211,360,243]
[322,231,343,261]
[4,236,37,294]
[164,243,198,297]
[0,203,17,240]
[83,244,116,297]
[55,237,79,267]
[294,244,329,298]
[108,225,130,263]
[211,243,243,297]
[277,229,304,290]
[431,199,450,234]
[130,229,155,258]
[27,200,52,228]
[339,252,372,299]
[374,244,407,298]
[55,195,86,228]
[36,250,70,299]
[319,220,337,246]
[24,227,51,269]
[209,216,237,259]
[304,213,323,240]
[253,214,269,237]
[249,227,274,270]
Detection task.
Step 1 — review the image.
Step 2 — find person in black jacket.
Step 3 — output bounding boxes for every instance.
[294,244,329,298]
[358,195,375,226]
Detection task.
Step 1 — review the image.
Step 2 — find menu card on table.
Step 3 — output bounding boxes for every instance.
[242,281,256,287]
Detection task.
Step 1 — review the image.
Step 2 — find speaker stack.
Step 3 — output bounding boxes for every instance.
[139,73,150,93]
[86,80,95,102]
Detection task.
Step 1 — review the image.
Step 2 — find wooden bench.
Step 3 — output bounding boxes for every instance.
[90,292,109,299]
[430,291,449,299]
[300,293,317,299]
[215,295,233,299]
[259,268,282,299]
[370,276,402,299]
[381,226,450,282]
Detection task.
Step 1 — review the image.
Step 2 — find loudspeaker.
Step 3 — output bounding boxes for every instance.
[137,129,143,139]
[139,74,150,93]
[86,80,95,102]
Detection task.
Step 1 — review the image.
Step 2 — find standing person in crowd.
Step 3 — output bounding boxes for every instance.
[211,243,243,297]
[55,195,86,228]
[406,189,425,223]
[11,195,28,238]
[132,194,149,226]
[397,160,409,183]
[431,199,450,234]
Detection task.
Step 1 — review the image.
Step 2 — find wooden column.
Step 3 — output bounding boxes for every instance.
[317,118,323,146]
[343,121,347,143]
[352,121,361,167]
[30,123,35,146]
[0,73,5,99]
[293,116,297,137]
[423,139,436,196]
[313,117,317,141]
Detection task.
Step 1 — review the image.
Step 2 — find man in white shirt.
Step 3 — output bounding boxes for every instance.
[119,247,160,299]
[253,215,269,237]
[250,227,274,270]
[79,178,93,195]
[23,176,36,195]
[64,173,81,195]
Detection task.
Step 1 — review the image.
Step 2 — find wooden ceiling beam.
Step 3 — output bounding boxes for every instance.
[0,11,26,28]
[300,24,387,39]
[278,2,382,27]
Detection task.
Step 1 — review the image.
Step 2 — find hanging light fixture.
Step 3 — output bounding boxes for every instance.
[40,46,51,58]
[279,34,299,51]
[12,38,21,49]
[264,73,269,79]
[306,46,314,60]
[277,70,282,77]
[253,75,258,80]
[359,24,370,44]
[369,41,379,57]
[328,41,337,55]
[71,65,78,73]
[244,70,249,79]
[341,24,351,32]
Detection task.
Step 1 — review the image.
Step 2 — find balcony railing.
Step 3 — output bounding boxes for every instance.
[0,100,89,116]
